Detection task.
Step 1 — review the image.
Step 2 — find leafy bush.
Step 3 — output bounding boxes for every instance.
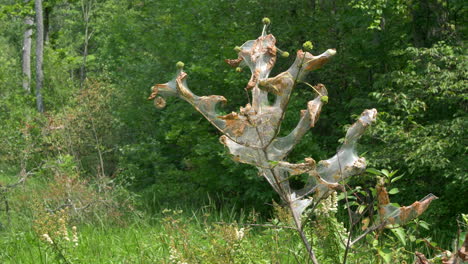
[368,42,467,227]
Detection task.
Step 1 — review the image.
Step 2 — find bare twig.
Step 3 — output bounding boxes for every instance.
[247,106,319,263]
[349,221,387,247]
[301,81,325,96]
[264,51,307,149]
[214,221,296,230]
[45,199,93,214]
[342,184,354,264]
[291,209,320,264]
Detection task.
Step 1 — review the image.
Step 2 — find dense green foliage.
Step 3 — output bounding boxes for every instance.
[0,0,466,262]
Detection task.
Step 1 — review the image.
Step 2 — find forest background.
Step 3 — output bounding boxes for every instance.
[0,0,466,263]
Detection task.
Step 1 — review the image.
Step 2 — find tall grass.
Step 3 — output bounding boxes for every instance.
[0,175,462,264]
[0,200,313,263]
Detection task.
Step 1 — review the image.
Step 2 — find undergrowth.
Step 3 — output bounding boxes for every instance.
[1,175,465,264]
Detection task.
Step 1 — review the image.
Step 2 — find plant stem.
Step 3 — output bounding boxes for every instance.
[342,188,354,264]
[264,52,307,148]
[215,222,296,230]
[289,204,319,264]
[247,111,320,263]
[349,221,387,247]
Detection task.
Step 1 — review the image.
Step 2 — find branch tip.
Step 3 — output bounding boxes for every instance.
[176,61,184,69]
[303,41,314,51]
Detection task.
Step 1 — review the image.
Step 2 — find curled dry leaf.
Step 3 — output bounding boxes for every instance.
[414,251,430,264]
[377,184,437,226]
[225,57,244,68]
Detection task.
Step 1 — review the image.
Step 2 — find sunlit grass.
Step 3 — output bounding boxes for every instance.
[0,207,310,264]
[0,175,459,264]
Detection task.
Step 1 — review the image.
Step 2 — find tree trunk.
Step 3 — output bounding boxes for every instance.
[44,5,52,43]
[80,26,89,85]
[80,0,94,86]
[22,9,33,93]
[35,0,44,113]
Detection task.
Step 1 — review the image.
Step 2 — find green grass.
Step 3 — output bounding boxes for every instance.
[1,221,167,263]
[0,174,462,264]
[0,209,312,264]
[3,206,455,264]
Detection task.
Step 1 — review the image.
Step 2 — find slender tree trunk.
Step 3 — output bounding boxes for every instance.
[43,5,52,43]
[289,203,319,264]
[80,0,94,86]
[35,0,44,113]
[80,26,89,85]
[22,8,33,93]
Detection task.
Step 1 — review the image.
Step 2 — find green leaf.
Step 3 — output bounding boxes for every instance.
[344,201,359,208]
[388,170,398,178]
[366,168,382,175]
[415,239,425,244]
[337,192,345,201]
[372,238,378,247]
[391,175,404,183]
[390,227,407,246]
[381,169,390,177]
[388,188,399,194]
[418,220,430,230]
[357,204,366,214]
[378,248,392,264]
[462,214,468,225]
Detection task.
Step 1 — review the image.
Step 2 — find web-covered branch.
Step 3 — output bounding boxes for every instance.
[147,19,436,261]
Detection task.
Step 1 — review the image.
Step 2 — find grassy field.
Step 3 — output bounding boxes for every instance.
[0,206,319,264]
[0,173,307,264]
[0,173,463,264]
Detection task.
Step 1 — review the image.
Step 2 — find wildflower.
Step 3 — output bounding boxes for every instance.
[235,228,245,240]
[58,217,68,238]
[317,191,339,216]
[72,227,79,246]
[169,247,179,262]
[329,191,338,213]
[42,233,54,244]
